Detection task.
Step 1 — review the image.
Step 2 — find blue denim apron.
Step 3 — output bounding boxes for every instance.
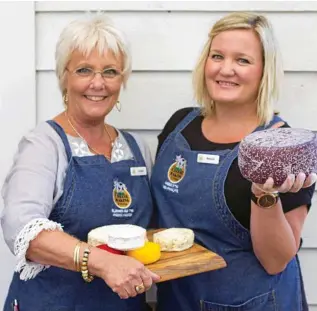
[4,121,153,311]
[151,109,307,311]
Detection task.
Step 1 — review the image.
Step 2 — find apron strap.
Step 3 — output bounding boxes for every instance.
[121,131,149,182]
[46,120,73,162]
[171,107,201,133]
[121,131,146,167]
[254,114,285,132]
[157,108,201,158]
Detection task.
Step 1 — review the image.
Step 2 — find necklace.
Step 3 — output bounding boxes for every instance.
[65,112,114,158]
[104,124,114,148]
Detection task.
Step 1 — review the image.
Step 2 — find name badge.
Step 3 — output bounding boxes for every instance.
[197,153,219,165]
[130,166,147,176]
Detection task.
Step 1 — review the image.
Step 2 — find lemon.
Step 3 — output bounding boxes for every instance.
[127,241,161,265]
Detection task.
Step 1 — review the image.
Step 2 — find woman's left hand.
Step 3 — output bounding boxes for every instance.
[252,172,317,195]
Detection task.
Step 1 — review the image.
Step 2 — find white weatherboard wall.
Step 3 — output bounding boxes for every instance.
[0,1,36,309]
[0,1,317,309]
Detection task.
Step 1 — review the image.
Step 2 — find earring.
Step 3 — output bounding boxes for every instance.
[115,100,121,112]
[63,92,69,106]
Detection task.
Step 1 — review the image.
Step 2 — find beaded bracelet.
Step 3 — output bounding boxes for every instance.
[73,241,81,272]
[81,247,94,283]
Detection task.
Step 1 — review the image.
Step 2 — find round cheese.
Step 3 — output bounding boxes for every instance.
[153,228,194,252]
[88,224,146,251]
[238,128,317,186]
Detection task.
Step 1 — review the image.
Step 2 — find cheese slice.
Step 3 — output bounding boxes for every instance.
[88,224,146,251]
[153,228,194,252]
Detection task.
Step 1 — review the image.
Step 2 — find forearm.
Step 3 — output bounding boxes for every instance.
[250,200,297,275]
[27,230,113,277]
[27,230,84,271]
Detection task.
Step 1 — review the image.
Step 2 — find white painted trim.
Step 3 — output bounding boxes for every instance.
[35,1,317,12]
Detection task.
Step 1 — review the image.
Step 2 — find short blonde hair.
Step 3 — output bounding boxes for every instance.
[55,14,132,94]
[193,12,283,125]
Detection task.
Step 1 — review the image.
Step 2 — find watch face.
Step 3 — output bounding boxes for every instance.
[258,194,277,208]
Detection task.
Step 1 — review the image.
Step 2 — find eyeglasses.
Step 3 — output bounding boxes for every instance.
[66,67,123,81]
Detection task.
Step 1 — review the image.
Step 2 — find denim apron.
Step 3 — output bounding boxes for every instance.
[4,120,153,311]
[151,109,308,311]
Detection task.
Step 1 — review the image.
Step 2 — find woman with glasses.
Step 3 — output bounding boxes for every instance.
[1,14,159,311]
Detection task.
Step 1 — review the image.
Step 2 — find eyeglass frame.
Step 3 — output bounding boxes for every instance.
[66,67,123,81]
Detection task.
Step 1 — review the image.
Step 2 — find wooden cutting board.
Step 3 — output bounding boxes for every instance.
[146,229,227,283]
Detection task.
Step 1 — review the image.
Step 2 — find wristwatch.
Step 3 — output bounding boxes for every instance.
[251,192,279,209]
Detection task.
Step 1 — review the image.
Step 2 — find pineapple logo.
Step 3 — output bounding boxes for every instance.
[113,180,132,209]
[167,155,187,183]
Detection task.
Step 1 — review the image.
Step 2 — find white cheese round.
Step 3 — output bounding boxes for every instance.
[88,224,146,251]
[153,228,194,252]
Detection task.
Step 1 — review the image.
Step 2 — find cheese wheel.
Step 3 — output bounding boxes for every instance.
[238,128,317,186]
[153,228,194,252]
[88,224,146,251]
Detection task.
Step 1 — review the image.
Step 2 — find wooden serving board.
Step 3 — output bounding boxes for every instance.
[146,229,227,283]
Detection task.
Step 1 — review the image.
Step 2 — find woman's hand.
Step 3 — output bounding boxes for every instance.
[90,249,160,299]
[252,172,317,195]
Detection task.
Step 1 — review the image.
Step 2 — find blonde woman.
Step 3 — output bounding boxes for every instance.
[1,15,159,311]
[151,12,315,311]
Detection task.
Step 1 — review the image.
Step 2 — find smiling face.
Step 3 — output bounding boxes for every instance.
[205,29,263,107]
[64,48,123,121]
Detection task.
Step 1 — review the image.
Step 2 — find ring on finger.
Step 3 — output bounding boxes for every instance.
[135,283,145,293]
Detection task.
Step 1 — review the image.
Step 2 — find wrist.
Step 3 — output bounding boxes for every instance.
[87,246,113,278]
[251,191,280,209]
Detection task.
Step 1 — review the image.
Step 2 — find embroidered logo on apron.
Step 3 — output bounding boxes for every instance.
[113,180,132,209]
[167,155,187,184]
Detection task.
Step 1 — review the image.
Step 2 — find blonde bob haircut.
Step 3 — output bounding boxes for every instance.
[55,14,132,94]
[193,12,283,125]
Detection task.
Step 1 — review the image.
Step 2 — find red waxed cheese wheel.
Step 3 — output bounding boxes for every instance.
[238,128,317,186]
[97,244,125,255]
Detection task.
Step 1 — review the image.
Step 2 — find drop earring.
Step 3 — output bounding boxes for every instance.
[63,92,69,106]
[115,100,121,112]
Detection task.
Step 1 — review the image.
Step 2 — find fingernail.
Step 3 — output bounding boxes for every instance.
[311,173,317,183]
[288,174,295,182]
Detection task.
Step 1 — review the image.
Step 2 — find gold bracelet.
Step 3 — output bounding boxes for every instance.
[81,247,94,283]
[73,241,81,272]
